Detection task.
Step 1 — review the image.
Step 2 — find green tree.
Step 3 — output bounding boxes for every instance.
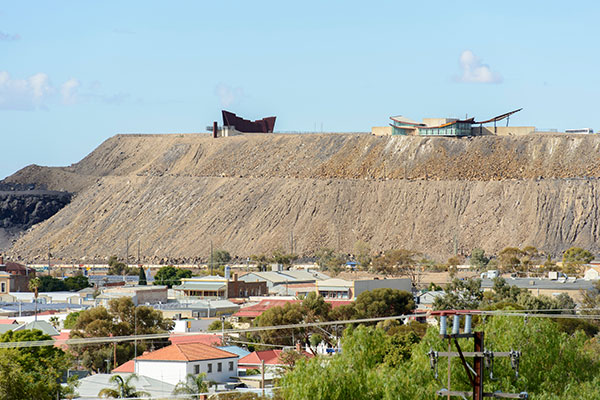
[172,373,208,400]
[255,302,305,347]
[498,247,524,274]
[49,316,60,329]
[271,249,297,269]
[0,329,75,400]
[212,249,232,267]
[469,248,489,270]
[563,247,594,264]
[250,254,270,271]
[64,275,91,291]
[70,298,174,372]
[282,315,600,400]
[63,311,81,329]
[36,275,67,291]
[433,278,483,310]
[371,249,422,285]
[98,374,149,398]
[562,247,594,275]
[353,240,372,270]
[353,288,415,319]
[138,266,147,286]
[107,255,134,275]
[315,248,342,273]
[153,265,192,288]
[208,320,234,331]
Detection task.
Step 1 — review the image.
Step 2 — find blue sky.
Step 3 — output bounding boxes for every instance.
[1,1,599,179]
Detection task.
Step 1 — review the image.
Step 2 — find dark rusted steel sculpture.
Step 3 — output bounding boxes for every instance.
[222,110,276,133]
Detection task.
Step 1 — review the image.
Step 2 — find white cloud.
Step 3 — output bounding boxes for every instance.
[61,78,80,104]
[0,31,20,41]
[0,71,52,110]
[214,83,244,108]
[0,71,130,110]
[456,50,502,84]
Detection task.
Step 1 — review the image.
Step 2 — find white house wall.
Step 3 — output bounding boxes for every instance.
[136,360,188,386]
[136,357,238,386]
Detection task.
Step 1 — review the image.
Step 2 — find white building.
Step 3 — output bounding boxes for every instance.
[135,342,238,385]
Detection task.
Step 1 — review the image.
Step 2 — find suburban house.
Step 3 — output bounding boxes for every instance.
[96,285,168,306]
[173,274,267,300]
[135,342,239,385]
[315,277,414,300]
[238,270,330,292]
[584,266,600,280]
[73,373,175,400]
[315,278,354,299]
[0,256,36,292]
[238,346,313,374]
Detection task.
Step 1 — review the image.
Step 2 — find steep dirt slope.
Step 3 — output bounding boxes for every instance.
[5,133,600,262]
[6,133,600,187]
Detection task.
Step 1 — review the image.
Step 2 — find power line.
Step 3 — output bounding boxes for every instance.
[0,313,429,349]
[6,308,600,349]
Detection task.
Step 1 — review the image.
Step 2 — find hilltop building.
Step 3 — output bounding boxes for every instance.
[372,108,537,137]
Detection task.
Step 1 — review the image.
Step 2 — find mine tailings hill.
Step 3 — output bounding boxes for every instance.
[3,132,600,263]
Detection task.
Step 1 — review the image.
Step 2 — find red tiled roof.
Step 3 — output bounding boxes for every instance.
[169,333,223,346]
[0,319,17,324]
[53,330,71,350]
[136,342,237,362]
[233,299,300,318]
[113,359,135,373]
[238,349,313,369]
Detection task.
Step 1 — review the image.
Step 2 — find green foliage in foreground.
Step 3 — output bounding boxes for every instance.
[0,329,75,400]
[281,316,600,400]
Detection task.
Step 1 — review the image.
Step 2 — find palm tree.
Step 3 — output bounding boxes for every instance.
[98,374,149,398]
[172,373,209,400]
[48,316,60,329]
[28,277,41,322]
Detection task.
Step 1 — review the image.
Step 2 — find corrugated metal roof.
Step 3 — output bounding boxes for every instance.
[173,282,227,291]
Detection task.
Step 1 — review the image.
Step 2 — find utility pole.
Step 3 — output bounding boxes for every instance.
[210,240,213,275]
[137,241,141,265]
[47,244,51,274]
[134,305,137,362]
[126,235,129,267]
[430,311,527,399]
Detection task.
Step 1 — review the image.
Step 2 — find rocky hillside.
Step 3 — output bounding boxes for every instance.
[4,132,600,262]
[0,184,71,250]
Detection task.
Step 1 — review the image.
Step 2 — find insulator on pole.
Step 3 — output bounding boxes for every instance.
[439,315,447,335]
[464,314,472,334]
[452,315,461,335]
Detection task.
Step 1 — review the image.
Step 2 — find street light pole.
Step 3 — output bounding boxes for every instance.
[134,304,137,362]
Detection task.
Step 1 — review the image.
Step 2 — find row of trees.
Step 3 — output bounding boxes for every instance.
[32,274,91,292]
[281,314,600,400]
[248,289,415,352]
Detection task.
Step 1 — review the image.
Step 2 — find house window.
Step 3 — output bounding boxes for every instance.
[207,363,212,373]
[217,362,222,372]
[229,361,234,371]
[0,283,5,293]
[194,365,200,374]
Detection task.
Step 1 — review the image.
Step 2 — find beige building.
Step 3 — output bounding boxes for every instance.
[96,285,168,306]
[0,272,9,295]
